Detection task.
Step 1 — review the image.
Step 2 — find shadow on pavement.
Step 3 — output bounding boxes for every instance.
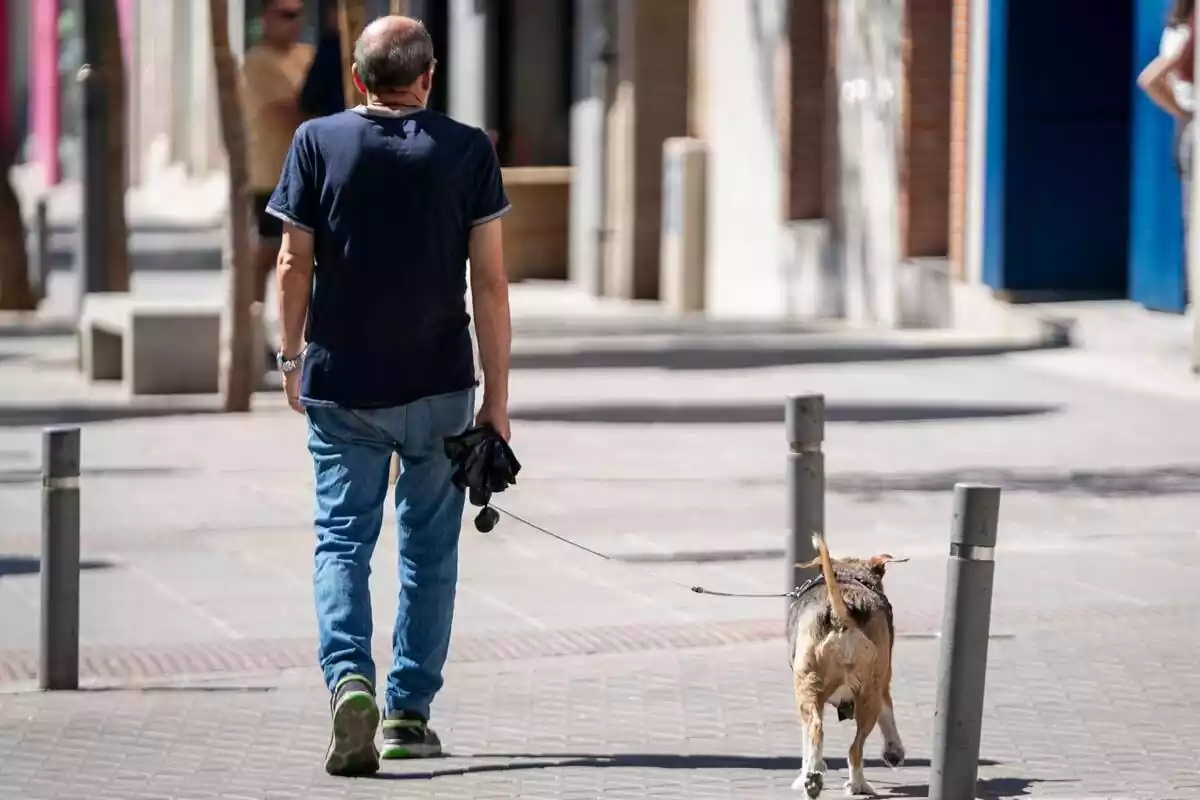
[0,404,222,428]
[510,340,1063,371]
[378,753,1006,781]
[829,464,1200,497]
[0,555,114,577]
[884,777,1068,798]
[0,465,191,485]
[509,401,1057,425]
[45,247,222,274]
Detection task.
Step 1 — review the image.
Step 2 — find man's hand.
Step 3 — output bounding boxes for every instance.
[476,396,511,441]
[284,369,304,414]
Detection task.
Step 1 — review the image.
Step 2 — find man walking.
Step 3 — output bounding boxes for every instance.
[265,16,512,777]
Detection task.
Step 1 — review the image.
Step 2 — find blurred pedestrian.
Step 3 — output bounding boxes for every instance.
[300,1,346,119]
[1139,1,1195,224]
[264,15,512,777]
[243,0,314,310]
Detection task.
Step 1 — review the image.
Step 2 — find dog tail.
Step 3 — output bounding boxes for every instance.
[811,531,853,628]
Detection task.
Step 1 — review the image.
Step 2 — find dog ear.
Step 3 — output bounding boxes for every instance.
[867,554,909,573]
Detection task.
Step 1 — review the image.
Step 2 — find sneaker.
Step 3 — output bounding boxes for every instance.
[380,710,443,759]
[324,675,381,777]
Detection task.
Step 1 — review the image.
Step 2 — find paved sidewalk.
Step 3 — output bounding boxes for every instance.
[2,310,1200,797]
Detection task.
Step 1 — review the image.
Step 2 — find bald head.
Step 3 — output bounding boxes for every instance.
[354,16,435,95]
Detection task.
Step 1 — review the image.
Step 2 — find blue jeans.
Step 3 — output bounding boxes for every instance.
[305,388,474,719]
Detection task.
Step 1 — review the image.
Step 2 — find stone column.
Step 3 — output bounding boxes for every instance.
[569,0,611,295]
[602,0,690,301]
[448,0,491,130]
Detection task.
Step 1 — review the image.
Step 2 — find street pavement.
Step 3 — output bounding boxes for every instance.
[1,275,1200,798]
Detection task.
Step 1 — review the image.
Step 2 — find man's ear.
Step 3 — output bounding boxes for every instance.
[867,554,909,573]
[352,65,367,96]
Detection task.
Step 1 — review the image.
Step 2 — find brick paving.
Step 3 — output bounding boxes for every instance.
[3,294,1200,797]
[2,635,1198,799]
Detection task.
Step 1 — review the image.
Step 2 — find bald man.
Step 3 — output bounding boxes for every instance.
[265,16,512,777]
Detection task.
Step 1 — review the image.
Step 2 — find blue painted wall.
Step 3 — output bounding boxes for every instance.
[984,0,1134,296]
[1128,0,1187,312]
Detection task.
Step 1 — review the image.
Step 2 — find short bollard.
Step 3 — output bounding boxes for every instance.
[32,197,50,302]
[39,426,81,691]
[785,394,824,604]
[929,483,1002,800]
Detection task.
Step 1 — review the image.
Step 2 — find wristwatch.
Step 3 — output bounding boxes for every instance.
[276,350,303,374]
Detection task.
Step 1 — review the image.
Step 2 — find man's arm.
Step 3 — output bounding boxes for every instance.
[277,224,314,361]
[264,125,320,412]
[469,218,511,435]
[1139,36,1193,118]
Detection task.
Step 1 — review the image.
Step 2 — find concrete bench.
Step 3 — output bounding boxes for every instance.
[501,166,571,282]
[79,293,258,396]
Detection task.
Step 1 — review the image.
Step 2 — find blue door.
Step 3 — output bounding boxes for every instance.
[983,0,1134,298]
[1128,0,1188,312]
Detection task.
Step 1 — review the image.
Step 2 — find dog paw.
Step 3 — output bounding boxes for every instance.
[881,742,905,768]
[792,771,824,797]
[844,777,876,796]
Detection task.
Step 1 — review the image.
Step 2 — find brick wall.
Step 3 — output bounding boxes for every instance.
[948,0,970,276]
[780,0,827,221]
[900,0,953,260]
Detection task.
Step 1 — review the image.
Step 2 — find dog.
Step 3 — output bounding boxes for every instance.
[787,532,907,797]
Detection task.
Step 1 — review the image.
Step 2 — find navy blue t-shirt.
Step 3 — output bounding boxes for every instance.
[266,107,510,409]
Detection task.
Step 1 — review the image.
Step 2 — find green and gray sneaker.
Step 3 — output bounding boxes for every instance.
[324,675,381,777]
[380,711,443,759]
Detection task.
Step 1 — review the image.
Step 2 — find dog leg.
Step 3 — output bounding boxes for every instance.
[792,698,826,796]
[877,685,905,768]
[844,697,881,796]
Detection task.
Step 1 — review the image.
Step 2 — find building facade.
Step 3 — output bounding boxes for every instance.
[14,0,1189,327]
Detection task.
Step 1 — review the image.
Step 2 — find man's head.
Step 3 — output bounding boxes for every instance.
[353,16,436,102]
[261,0,305,47]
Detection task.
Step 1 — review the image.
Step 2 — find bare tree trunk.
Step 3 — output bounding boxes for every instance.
[100,0,129,292]
[0,135,34,310]
[210,0,256,412]
[338,0,368,111]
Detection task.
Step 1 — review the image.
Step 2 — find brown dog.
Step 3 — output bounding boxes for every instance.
[787,532,907,797]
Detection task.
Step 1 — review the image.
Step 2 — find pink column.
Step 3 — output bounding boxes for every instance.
[116,0,131,66]
[0,0,10,152]
[30,0,59,184]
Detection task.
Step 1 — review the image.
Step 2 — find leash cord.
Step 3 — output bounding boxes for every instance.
[489,502,803,600]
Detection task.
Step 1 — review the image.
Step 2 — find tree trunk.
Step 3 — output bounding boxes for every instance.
[0,136,34,310]
[100,0,129,292]
[338,0,369,110]
[210,0,256,412]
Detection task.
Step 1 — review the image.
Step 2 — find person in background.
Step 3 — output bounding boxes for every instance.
[1139,1,1195,215]
[243,0,314,328]
[300,1,346,119]
[1140,0,1197,330]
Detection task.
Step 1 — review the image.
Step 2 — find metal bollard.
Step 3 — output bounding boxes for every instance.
[39,427,81,691]
[785,395,824,605]
[929,483,1002,800]
[32,197,50,303]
